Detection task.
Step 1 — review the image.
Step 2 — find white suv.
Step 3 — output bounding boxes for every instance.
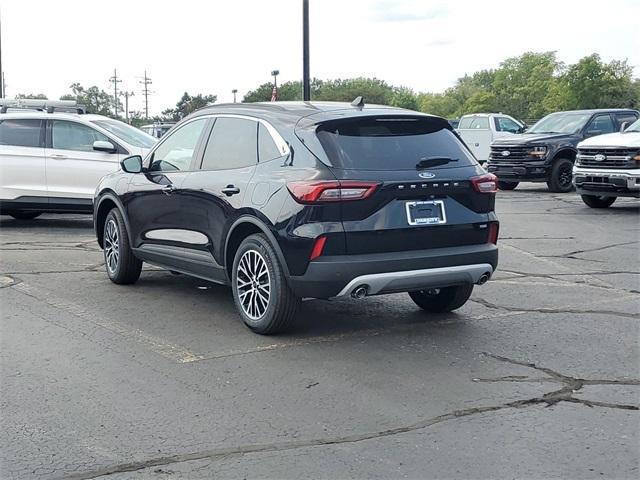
[0,111,156,219]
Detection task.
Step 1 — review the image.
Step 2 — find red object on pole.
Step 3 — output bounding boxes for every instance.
[271,85,278,102]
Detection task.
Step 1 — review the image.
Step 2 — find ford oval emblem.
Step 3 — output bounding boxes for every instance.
[501,150,511,157]
[418,172,436,179]
[594,154,606,162]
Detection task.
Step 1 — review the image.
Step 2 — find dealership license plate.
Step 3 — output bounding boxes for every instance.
[405,200,447,226]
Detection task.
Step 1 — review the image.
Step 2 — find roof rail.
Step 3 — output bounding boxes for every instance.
[0,98,86,114]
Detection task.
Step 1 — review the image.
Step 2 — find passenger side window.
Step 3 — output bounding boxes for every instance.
[495,117,521,133]
[468,117,489,130]
[52,121,110,152]
[0,119,44,147]
[586,114,615,135]
[258,123,282,162]
[457,117,473,129]
[615,113,638,128]
[149,118,207,172]
[200,117,257,170]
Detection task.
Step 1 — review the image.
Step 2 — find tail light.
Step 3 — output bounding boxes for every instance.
[488,222,499,245]
[470,173,498,193]
[309,236,327,261]
[287,181,379,203]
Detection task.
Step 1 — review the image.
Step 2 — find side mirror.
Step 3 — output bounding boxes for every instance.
[620,122,630,133]
[121,155,144,173]
[93,140,117,153]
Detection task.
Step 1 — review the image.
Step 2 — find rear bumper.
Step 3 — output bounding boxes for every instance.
[573,167,640,197]
[486,161,549,181]
[288,243,498,299]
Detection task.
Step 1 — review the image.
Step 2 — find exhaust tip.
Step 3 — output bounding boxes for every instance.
[351,285,369,299]
[477,273,491,285]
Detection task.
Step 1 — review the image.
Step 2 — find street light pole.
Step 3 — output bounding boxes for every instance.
[302,0,310,101]
[232,89,238,103]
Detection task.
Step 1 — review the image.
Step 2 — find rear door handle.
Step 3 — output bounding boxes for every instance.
[50,154,68,160]
[221,185,240,196]
[162,184,176,195]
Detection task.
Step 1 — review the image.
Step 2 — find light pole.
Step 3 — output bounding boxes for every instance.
[120,91,134,123]
[302,0,310,101]
[232,89,238,103]
[271,69,279,102]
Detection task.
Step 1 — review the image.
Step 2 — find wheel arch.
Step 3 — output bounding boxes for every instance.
[552,147,577,163]
[224,216,290,281]
[94,192,131,248]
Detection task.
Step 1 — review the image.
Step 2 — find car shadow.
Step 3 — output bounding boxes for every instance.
[0,214,94,230]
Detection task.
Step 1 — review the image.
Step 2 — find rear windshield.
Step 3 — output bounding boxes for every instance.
[316,117,476,170]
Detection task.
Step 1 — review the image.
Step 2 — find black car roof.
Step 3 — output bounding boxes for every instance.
[551,108,639,114]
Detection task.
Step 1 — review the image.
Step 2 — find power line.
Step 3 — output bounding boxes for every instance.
[109,68,122,117]
[139,70,152,119]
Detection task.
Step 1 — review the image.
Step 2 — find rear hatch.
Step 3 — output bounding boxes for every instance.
[296,112,496,255]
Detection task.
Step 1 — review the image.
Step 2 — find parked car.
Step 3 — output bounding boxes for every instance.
[573,118,640,208]
[448,118,460,129]
[93,101,499,334]
[140,122,175,138]
[0,107,157,219]
[487,109,639,192]
[457,113,524,164]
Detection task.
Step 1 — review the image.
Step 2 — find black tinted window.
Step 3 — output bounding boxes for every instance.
[316,117,476,170]
[201,118,257,170]
[258,123,281,162]
[0,119,43,147]
[586,114,615,135]
[615,113,638,126]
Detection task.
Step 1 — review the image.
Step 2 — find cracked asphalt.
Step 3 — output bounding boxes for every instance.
[1,185,639,480]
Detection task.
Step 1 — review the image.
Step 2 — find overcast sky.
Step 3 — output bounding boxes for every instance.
[1,0,638,115]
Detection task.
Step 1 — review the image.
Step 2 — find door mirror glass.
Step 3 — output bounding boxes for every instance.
[121,155,143,173]
[93,140,117,153]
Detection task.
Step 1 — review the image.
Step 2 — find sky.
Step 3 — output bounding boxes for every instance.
[1,0,638,116]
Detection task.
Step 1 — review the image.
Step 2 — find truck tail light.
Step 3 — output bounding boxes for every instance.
[287,181,379,203]
[309,236,327,261]
[470,173,498,193]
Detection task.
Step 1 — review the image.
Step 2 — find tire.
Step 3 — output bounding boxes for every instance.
[547,158,574,193]
[9,211,41,220]
[232,233,300,335]
[581,195,616,209]
[408,284,474,313]
[103,208,142,284]
[497,180,519,191]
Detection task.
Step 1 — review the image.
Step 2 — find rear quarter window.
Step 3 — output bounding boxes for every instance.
[0,119,44,147]
[315,116,477,171]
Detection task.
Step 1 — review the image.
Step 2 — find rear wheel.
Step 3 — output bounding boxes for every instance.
[103,208,142,284]
[232,234,300,334]
[547,158,574,193]
[581,195,616,209]
[409,284,474,313]
[497,180,519,191]
[8,211,41,220]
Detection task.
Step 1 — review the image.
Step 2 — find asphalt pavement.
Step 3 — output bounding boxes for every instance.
[1,185,638,480]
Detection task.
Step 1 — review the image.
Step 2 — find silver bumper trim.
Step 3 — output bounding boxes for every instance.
[573,167,640,190]
[335,263,494,298]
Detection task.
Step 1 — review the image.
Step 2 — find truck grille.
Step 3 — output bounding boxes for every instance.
[576,147,637,169]
[489,145,530,162]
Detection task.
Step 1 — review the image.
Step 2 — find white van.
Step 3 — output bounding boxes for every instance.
[457,113,524,164]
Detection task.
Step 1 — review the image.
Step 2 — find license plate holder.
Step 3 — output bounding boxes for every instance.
[405,200,446,226]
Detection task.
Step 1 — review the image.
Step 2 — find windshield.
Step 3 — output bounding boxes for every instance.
[527,112,591,134]
[316,116,477,170]
[625,119,640,132]
[92,119,157,148]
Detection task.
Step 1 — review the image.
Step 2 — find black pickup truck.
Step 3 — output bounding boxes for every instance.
[486,109,639,192]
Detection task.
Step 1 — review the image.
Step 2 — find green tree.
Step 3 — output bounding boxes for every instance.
[60,83,120,116]
[390,86,419,110]
[15,93,48,100]
[161,92,217,121]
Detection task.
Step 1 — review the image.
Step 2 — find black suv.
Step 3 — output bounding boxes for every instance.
[94,102,499,334]
[487,109,639,192]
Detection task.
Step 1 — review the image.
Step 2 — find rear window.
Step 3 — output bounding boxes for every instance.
[315,117,476,170]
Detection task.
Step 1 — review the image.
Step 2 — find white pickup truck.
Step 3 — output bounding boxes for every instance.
[573,118,640,208]
[456,113,524,164]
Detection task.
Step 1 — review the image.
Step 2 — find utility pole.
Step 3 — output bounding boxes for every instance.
[302,0,310,101]
[232,89,238,103]
[139,70,152,119]
[121,91,134,123]
[109,69,122,117]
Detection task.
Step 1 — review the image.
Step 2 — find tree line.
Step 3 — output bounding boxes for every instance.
[15,51,640,126]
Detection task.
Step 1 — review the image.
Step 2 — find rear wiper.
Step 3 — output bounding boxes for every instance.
[416,157,458,169]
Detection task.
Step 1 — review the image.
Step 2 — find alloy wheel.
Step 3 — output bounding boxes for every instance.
[104,218,120,274]
[559,164,573,187]
[236,249,271,320]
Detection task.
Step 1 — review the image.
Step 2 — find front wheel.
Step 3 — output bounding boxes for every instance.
[409,284,474,313]
[547,158,574,193]
[497,180,519,191]
[232,234,300,334]
[581,195,616,209]
[103,209,142,284]
[8,211,41,220]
